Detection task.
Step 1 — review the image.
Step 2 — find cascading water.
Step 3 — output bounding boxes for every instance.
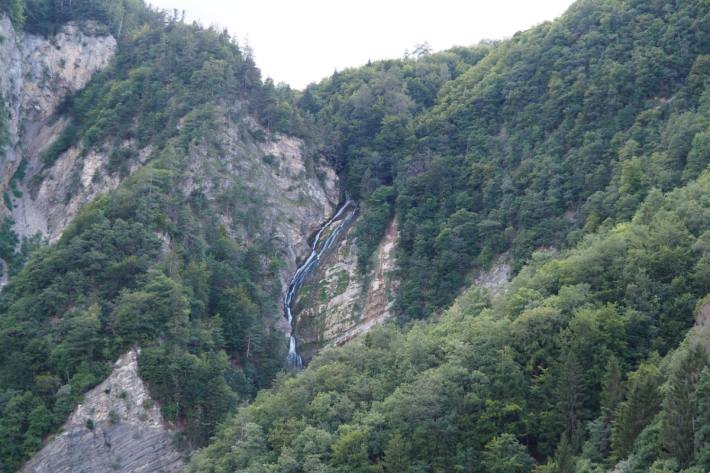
[285,199,357,368]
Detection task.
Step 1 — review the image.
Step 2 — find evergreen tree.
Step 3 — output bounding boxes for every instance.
[660,343,708,467]
[601,355,624,416]
[612,361,662,459]
[556,350,587,447]
[692,366,710,469]
[482,434,535,473]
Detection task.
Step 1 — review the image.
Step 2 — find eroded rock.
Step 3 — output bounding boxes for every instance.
[19,349,184,473]
[295,218,399,359]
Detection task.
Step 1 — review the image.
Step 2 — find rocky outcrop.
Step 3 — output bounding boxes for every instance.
[0,14,117,282]
[474,253,511,294]
[294,218,399,360]
[20,349,184,473]
[182,111,340,333]
[692,295,710,350]
[0,15,116,197]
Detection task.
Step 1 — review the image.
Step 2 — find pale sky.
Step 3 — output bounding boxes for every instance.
[148,0,576,89]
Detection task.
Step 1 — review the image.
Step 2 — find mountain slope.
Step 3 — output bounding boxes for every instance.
[0,0,709,472]
[186,0,710,472]
[0,2,338,471]
[187,165,710,473]
[301,0,710,321]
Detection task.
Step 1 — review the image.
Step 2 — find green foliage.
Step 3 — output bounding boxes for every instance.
[303,0,710,319]
[660,343,709,467]
[694,367,710,470]
[0,0,24,27]
[3,1,710,472]
[483,434,535,473]
[0,1,296,469]
[353,185,395,272]
[611,359,662,459]
[4,0,152,38]
[188,171,710,472]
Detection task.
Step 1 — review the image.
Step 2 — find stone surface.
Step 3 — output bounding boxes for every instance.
[19,350,184,473]
[0,15,117,283]
[181,110,340,334]
[474,254,511,293]
[295,218,399,359]
[692,296,710,350]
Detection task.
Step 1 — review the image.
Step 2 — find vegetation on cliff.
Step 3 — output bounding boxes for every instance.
[188,167,710,473]
[0,0,709,472]
[187,0,710,471]
[0,2,303,470]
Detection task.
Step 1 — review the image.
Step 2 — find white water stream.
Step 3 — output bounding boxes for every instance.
[284,199,357,368]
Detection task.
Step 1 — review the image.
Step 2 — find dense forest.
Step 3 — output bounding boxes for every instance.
[189,171,710,472]
[0,1,300,470]
[0,0,709,472]
[304,0,710,319]
[188,0,710,471]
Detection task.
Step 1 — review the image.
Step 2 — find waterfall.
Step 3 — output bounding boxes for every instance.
[285,199,357,368]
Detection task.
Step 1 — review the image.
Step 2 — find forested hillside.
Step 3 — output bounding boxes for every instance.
[0,1,310,470]
[189,170,710,472]
[0,0,708,472]
[188,0,710,472]
[304,0,710,319]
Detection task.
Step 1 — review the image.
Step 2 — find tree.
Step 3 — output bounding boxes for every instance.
[0,0,24,26]
[382,432,411,472]
[556,350,587,447]
[694,367,710,470]
[660,343,708,467]
[601,356,624,415]
[612,360,662,459]
[50,304,103,381]
[482,434,535,473]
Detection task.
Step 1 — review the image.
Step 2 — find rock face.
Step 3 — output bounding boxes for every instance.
[181,110,340,333]
[294,218,399,360]
[0,14,117,282]
[19,350,184,473]
[693,296,710,350]
[474,254,511,294]
[0,15,116,196]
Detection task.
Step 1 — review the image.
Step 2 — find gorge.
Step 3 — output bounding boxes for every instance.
[1,1,710,473]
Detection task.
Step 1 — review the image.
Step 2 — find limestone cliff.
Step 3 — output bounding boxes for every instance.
[0,15,117,203]
[19,350,184,473]
[294,218,399,360]
[0,14,117,283]
[180,110,340,333]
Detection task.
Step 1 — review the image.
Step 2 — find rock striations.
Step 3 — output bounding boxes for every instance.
[294,217,399,360]
[19,350,184,473]
[0,14,117,282]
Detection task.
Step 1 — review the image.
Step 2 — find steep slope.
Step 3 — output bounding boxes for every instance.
[293,217,399,360]
[19,350,184,473]
[0,3,340,472]
[303,0,710,321]
[186,0,710,472]
[187,166,710,473]
[1,0,710,471]
[0,14,117,282]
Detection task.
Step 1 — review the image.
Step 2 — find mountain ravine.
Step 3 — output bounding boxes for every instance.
[0,11,404,472]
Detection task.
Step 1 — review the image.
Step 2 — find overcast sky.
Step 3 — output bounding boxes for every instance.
[148,0,576,89]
